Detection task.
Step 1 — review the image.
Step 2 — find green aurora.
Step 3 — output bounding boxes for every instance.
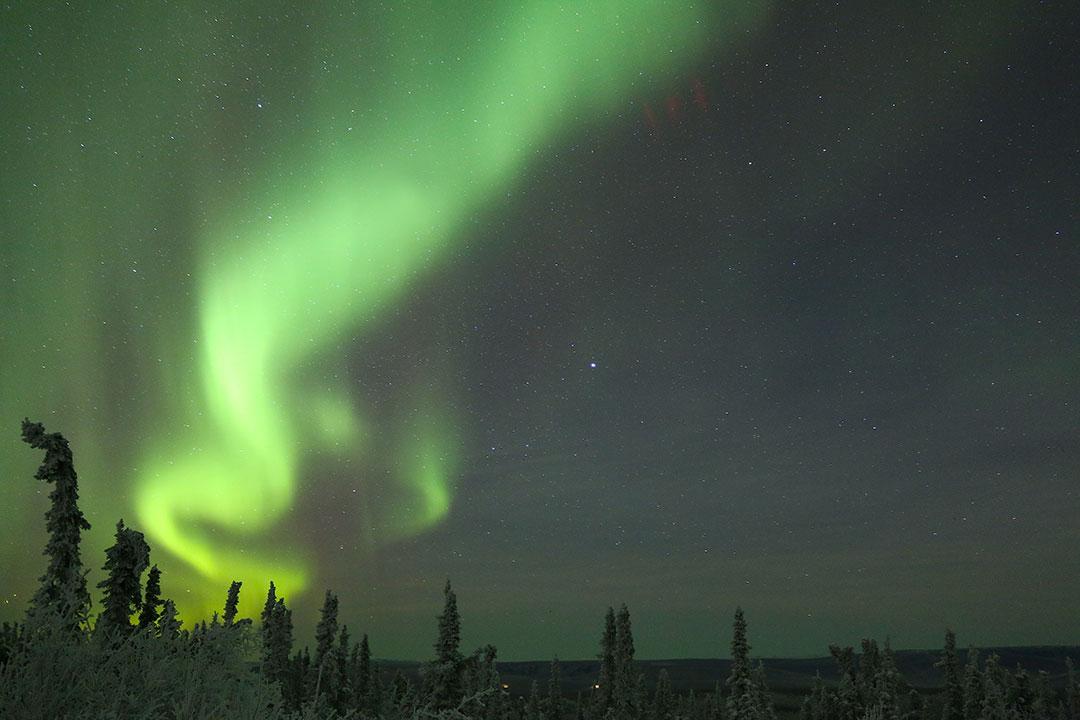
[1,2,771,624]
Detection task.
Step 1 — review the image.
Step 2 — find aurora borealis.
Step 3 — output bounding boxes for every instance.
[2,1,1078,662]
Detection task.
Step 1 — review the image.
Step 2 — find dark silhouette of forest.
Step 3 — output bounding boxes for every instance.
[1,421,1078,719]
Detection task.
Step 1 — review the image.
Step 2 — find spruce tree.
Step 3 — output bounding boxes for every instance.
[702,686,723,720]
[95,519,151,637]
[634,673,649,720]
[871,638,903,720]
[262,598,294,689]
[311,590,341,703]
[137,564,163,630]
[285,646,312,711]
[836,673,859,720]
[390,670,418,719]
[261,582,278,654]
[355,632,374,715]
[1031,670,1053,718]
[480,644,506,720]
[526,680,543,720]
[935,630,964,720]
[751,661,776,720]
[313,590,339,668]
[681,688,699,720]
[653,668,675,720]
[829,645,858,720]
[157,598,182,638]
[429,579,464,710]
[596,606,617,717]
[857,638,882,708]
[726,607,761,720]
[979,654,1010,720]
[262,581,277,623]
[0,621,22,669]
[336,624,352,711]
[1007,664,1031,716]
[612,604,636,720]
[1065,657,1080,720]
[800,672,827,720]
[223,580,242,626]
[22,419,92,630]
[548,656,564,720]
[961,648,982,720]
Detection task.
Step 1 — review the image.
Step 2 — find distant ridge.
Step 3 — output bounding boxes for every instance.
[379,645,1080,695]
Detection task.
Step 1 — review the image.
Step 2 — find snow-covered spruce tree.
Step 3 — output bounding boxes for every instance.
[335,623,353,711]
[21,419,92,632]
[726,607,765,720]
[679,687,699,720]
[427,578,464,711]
[1030,669,1054,718]
[857,638,882,708]
[596,606,617,718]
[261,596,294,690]
[548,655,564,720]
[978,653,1010,720]
[309,589,341,708]
[634,673,648,720]
[1008,664,1032,716]
[313,589,340,669]
[960,647,982,720]
[653,668,676,720]
[481,644,506,720]
[350,632,372,715]
[156,597,182,638]
[799,671,827,720]
[935,629,964,720]
[95,519,150,638]
[611,604,637,720]
[750,660,776,720]
[389,669,419,720]
[880,641,906,720]
[1066,657,1080,720]
[829,645,858,720]
[702,684,724,720]
[526,680,543,720]
[137,564,162,630]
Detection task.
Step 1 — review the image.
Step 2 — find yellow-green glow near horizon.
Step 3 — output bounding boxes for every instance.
[3,0,771,623]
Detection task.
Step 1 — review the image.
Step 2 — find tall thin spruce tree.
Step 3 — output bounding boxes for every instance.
[354,632,374,716]
[262,580,278,627]
[653,668,675,720]
[429,578,464,710]
[313,589,340,669]
[310,589,341,704]
[223,580,242,626]
[262,597,294,689]
[935,629,963,720]
[21,419,92,630]
[526,680,543,720]
[612,604,636,720]
[548,656,563,720]
[137,564,163,630]
[961,647,982,720]
[336,624,352,711]
[596,606,617,717]
[726,607,764,720]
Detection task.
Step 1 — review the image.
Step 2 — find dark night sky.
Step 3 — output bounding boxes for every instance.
[1,2,1078,661]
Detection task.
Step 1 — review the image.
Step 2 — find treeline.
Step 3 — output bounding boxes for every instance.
[2,420,1079,720]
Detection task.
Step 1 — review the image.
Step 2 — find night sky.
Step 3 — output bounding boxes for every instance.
[1,2,1078,662]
